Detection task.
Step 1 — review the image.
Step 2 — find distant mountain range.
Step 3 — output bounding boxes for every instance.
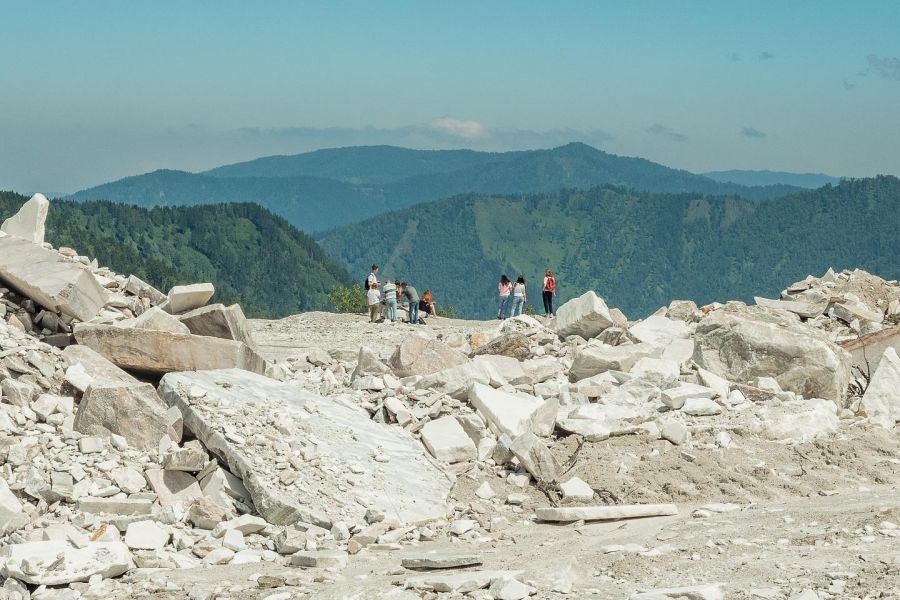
[319,176,900,319]
[0,191,352,318]
[703,169,843,189]
[68,143,802,232]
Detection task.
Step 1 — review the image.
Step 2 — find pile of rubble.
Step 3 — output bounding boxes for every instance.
[1,194,898,599]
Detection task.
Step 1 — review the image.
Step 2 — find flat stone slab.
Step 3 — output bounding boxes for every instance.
[62,345,139,388]
[536,503,678,523]
[406,570,524,593]
[4,540,132,585]
[630,583,725,600]
[290,550,348,569]
[77,498,153,516]
[0,236,108,321]
[166,283,215,314]
[401,553,483,570]
[158,369,452,527]
[754,296,826,319]
[74,324,267,375]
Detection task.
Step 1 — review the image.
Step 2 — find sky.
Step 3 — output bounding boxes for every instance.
[2,1,899,193]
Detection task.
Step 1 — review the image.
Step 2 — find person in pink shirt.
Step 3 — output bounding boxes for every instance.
[497,274,512,319]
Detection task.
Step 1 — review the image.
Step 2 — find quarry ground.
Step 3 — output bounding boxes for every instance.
[125,314,900,599]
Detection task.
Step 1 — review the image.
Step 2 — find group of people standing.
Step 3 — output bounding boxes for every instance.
[497,269,557,320]
[366,265,437,324]
[363,264,558,324]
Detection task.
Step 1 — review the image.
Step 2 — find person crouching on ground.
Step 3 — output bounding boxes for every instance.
[382,279,398,323]
[366,281,381,323]
[420,289,437,317]
[401,282,420,324]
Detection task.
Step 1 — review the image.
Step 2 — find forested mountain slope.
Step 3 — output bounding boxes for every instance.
[319,176,900,319]
[0,191,352,317]
[69,144,800,232]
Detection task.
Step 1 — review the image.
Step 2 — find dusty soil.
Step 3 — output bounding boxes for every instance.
[133,312,900,599]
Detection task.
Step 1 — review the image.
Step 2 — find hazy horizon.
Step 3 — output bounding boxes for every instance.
[3,1,899,193]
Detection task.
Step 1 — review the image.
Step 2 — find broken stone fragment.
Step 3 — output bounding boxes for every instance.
[161,440,208,471]
[559,477,594,503]
[693,308,851,404]
[124,274,167,305]
[1,193,49,243]
[290,550,348,569]
[469,332,531,360]
[859,347,900,428]
[0,477,26,534]
[569,342,660,381]
[74,381,179,451]
[165,282,215,314]
[179,303,255,346]
[389,334,468,378]
[468,382,554,438]
[0,236,109,321]
[3,540,132,585]
[555,291,616,340]
[132,306,190,334]
[629,583,725,600]
[124,520,170,550]
[536,503,678,522]
[509,431,559,482]
[187,497,229,530]
[401,552,483,569]
[145,468,203,509]
[77,498,154,516]
[419,415,476,463]
[212,514,268,537]
[74,324,267,375]
[405,570,525,593]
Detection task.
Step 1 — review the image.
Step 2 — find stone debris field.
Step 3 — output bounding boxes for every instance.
[0,194,898,599]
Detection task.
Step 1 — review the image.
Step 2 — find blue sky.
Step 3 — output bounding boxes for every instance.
[2,1,899,192]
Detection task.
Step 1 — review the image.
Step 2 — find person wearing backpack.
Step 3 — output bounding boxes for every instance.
[542,268,557,318]
[365,265,379,291]
[511,276,527,317]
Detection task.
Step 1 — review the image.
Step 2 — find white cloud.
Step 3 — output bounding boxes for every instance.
[427,117,486,139]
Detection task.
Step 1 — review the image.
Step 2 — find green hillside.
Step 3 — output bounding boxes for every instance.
[319,176,900,319]
[204,145,489,184]
[0,192,352,318]
[704,169,842,189]
[69,144,800,233]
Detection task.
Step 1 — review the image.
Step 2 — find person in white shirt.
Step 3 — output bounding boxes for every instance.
[366,264,379,290]
[366,281,381,323]
[511,276,527,317]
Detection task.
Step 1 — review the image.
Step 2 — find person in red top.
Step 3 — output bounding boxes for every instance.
[542,268,557,318]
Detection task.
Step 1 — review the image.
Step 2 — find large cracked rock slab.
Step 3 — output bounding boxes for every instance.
[0,236,109,321]
[1,193,49,243]
[158,369,452,527]
[74,324,267,375]
[693,308,851,403]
